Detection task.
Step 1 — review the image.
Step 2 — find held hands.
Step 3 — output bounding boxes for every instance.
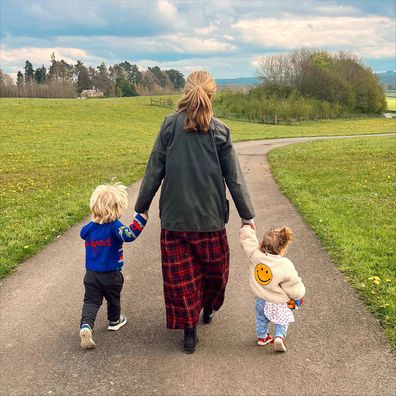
[241,219,256,231]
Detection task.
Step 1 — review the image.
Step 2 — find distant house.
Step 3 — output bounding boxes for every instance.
[80,89,104,98]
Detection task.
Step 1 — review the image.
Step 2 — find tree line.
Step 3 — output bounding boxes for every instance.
[215,49,386,121]
[0,53,185,98]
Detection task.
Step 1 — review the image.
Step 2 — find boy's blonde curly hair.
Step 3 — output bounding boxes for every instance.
[90,182,128,224]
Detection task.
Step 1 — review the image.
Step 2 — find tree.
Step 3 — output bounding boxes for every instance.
[0,69,17,97]
[24,60,34,81]
[141,70,162,94]
[48,53,73,81]
[75,60,92,93]
[118,61,142,86]
[148,66,171,88]
[17,71,24,86]
[1,57,187,98]
[34,65,47,84]
[256,48,386,114]
[95,62,113,96]
[165,69,185,90]
[116,77,136,97]
[352,68,386,113]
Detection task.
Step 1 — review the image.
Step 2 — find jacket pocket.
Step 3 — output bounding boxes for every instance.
[224,199,230,224]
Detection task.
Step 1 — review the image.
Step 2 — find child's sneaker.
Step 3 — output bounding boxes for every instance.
[257,334,273,346]
[80,324,95,349]
[273,336,287,352]
[108,314,127,331]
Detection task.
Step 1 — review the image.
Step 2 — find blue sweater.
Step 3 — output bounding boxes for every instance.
[80,213,147,272]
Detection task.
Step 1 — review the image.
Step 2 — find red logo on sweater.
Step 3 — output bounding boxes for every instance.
[85,238,112,248]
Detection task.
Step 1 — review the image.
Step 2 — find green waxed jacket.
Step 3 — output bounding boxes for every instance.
[135,111,255,232]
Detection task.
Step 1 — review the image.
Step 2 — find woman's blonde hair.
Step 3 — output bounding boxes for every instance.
[260,227,293,255]
[90,182,128,224]
[177,70,216,132]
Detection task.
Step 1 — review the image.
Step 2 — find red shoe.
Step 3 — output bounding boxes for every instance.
[273,336,287,352]
[257,334,273,346]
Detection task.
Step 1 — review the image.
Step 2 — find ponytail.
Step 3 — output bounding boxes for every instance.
[177,70,216,132]
[260,226,293,255]
[279,227,293,246]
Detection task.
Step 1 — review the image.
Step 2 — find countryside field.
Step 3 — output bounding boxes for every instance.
[269,137,396,347]
[1,96,395,280]
[385,90,396,112]
[386,97,396,111]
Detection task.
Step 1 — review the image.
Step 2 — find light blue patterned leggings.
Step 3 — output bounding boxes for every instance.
[256,297,288,339]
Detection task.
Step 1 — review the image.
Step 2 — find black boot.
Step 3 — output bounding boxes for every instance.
[184,326,198,354]
[203,307,215,324]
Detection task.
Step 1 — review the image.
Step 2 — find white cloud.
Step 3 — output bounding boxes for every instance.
[157,0,177,18]
[134,55,259,79]
[359,43,396,58]
[170,35,235,53]
[28,1,108,28]
[232,15,395,57]
[1,1,394,78]
[54,34,235,55]
[0,46,105,74]
[313,4,361,16]
[195,25,217,35]
[1,47,88,64]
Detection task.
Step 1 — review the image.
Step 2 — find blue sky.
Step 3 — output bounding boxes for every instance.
[1,0,395,80]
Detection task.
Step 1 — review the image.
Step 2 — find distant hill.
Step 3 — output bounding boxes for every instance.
[376,71,396,89]
[216,72,395,89]
[215,77,261,86]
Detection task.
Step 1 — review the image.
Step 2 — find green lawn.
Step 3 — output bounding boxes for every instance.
[1,96,395,279]
[386,97,396,111]
[268,136,396,348]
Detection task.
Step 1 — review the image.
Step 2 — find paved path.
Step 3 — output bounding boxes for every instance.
[1,134,395,396]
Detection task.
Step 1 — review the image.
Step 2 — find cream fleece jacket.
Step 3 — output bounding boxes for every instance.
[239,226,305,303]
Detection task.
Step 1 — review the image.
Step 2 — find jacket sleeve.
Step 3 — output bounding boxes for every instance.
[113,214,148,243]
[135,117,172,213]
[239,225,260,260]
[280,261,306,300]
[216,123,255,220]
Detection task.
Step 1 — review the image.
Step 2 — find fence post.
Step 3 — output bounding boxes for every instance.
[274,115,278,124]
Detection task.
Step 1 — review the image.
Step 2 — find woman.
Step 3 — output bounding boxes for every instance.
[135,71,255,353]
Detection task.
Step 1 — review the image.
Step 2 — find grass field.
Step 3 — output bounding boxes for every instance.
[1,96,395,279]
[386,97,396,111]
[268,136,396,347]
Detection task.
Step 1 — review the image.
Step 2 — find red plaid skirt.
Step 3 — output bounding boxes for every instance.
[160,228,230,329]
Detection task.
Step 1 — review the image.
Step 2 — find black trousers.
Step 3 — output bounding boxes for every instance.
[80,270,124,328]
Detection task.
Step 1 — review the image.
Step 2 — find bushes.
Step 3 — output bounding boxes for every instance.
[214,51,387,122]
[213,89,349,122]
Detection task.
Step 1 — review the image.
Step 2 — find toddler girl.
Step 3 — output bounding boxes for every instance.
[79,182,147,349]
[240,225,305,352]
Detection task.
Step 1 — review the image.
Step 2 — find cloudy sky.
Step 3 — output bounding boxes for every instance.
[1,0,395,79]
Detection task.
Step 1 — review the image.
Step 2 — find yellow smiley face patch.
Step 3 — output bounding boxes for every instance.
[255,263,273,286]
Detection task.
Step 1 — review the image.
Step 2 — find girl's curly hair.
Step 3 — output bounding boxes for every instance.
[260,227,293,255]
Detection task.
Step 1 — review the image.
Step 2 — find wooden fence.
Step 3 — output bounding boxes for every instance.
[150,97,174,108]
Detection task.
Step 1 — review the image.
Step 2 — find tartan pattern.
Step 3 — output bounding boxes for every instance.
[161,228,230,329]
